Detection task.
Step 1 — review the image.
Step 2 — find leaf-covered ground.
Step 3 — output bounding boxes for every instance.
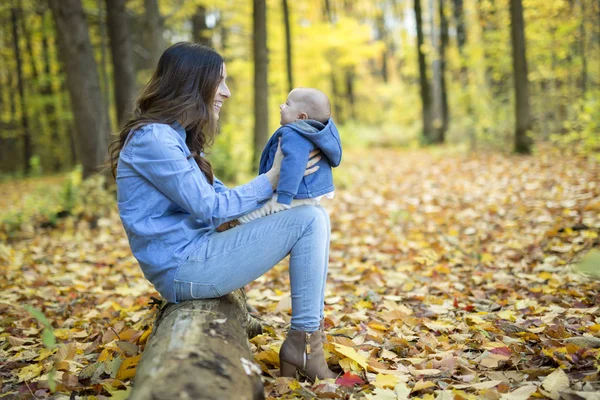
[1,148,599,399]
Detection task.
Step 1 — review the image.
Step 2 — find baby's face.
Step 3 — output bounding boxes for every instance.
[279,90,306,125]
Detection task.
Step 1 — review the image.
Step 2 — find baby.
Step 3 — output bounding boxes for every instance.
[238,88,342,224]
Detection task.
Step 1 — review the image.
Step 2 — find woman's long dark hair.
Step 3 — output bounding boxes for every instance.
[109,42,223,184]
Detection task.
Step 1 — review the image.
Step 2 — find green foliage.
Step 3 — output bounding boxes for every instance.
[73,173,115,220]
[0,167,115,238]
[550,95,600,159]
[575,249,600,279]
[25,305,57,391]
[28,156,43,176]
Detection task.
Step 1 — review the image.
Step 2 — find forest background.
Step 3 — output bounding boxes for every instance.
[0,0,598,184]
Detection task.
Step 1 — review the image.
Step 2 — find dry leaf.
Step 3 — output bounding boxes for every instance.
[500,385,538,400]
[540,369,570,400]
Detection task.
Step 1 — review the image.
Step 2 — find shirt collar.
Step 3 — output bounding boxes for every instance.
[170,121,187,141]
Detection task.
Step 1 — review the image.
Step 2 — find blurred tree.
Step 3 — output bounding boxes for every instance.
[477,0,506,99]
[106,0,136,126]
[192,5,212,47]
[97,0,110,115]
[18,7,39,81]
[414,0,433,142]
[48,0,111,178]
[144,0,165,69]
[438,0,449,139]
[341,0,356,122]
[38,4,63,171]
[510,0,532,154]
[11,4,32,175]
[578,0,587,95]
[282,0,293,93]
[323,0,342,121]
[430,0,448,143]
[374,6,389,83]
[253,0,269,169]
[451,0,475,148]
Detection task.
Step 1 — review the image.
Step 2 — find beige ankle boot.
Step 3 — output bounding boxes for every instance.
[279,329,337,382]
[319,319,326,343]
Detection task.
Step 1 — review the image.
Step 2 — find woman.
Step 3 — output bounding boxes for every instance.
[109,42,336,381]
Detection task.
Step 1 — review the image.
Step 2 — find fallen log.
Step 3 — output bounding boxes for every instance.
[130,289,265,400]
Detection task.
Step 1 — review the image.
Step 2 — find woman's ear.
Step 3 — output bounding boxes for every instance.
[297,112,309,120]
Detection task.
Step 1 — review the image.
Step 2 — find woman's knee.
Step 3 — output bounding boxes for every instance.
[291,206,328,235]
[315,205,330,227]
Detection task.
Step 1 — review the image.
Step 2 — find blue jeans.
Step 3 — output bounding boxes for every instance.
[172,205,330,332]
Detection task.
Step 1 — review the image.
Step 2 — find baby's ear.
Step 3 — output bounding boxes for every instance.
[297,112,309,120]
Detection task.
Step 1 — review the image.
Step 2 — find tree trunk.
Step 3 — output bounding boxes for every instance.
[39,7,63,172]
[130,289,264,400]
[18,7,39,81]
[452,0,475,149]
[97,0,111,121]
[253,0,269,169]
[429,0,444,143]
[439,0,449,138]
[11,6,32,175]
[510,0,532,154]
[48,0,112,178]
[323,0,333,22]
[345,68,355,121]
[323,0,352,124]
[8,58,17,126]
[452,0,467,84]
[330,73,342,122]
[144,0,165,69]
[192,5,212,47]
[579,0,588,95]
[282,0,293,93]
[0,49,4,118]
[375,9,390,83]
[106,0,136,126]
[414,0,433,142]
[220,17,229,53]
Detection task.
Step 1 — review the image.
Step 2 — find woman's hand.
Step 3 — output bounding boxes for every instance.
[265,139,322,190]
[304,148,321,176]
[265,138,284,189]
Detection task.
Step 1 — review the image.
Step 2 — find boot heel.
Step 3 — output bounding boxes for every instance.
[280,360,297,377]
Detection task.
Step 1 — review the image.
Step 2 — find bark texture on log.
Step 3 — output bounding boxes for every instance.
[130,289,264,400]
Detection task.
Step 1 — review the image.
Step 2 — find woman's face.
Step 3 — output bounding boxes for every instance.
[213,63,231,120]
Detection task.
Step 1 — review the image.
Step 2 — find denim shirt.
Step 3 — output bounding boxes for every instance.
[116,122,273,302]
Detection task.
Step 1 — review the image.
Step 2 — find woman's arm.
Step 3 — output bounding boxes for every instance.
[129,125,273,228]
[213,176,229,194]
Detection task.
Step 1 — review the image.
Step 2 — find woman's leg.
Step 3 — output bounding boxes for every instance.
[174,205,329,332]
[314,206,331,320]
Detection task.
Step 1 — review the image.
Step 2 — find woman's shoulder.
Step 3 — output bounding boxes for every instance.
[130,123,181,145]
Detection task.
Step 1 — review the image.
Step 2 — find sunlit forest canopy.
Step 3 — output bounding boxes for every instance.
[0,0,598,180]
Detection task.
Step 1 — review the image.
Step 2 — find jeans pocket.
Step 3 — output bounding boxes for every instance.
[174,279,221,302]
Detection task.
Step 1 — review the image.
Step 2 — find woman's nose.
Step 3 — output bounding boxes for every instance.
[219,82,231,98]
[279,104,284,110]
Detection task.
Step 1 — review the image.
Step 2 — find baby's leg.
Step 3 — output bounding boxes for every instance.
[239,195,294,224]
[240,195,319,224]
[239,197,276,224]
